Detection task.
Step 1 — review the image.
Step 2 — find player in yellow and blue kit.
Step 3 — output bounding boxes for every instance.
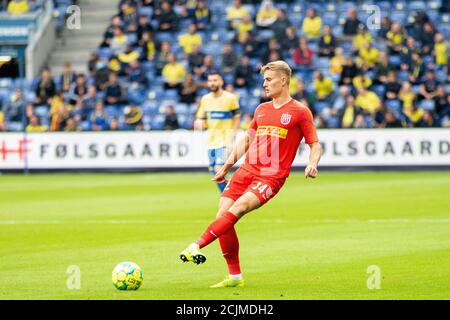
[195,71,241,192]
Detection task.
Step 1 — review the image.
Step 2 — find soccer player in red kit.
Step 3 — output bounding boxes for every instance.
[180,60,322,288]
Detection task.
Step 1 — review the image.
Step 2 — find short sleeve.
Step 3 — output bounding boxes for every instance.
[196,97,207,119]
[299,107,318,144]
[229,96,241,116]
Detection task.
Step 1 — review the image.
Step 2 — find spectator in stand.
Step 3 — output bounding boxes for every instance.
[50,102,70,132]
[136,14,153,42]
[382,110,404,128]
[384,70,402,101]
[378,16,391,39]
[343,7,361,36]
[313,71,334,101]
[124,103,144,130]
[197,55,217,81]
[352,71,373,90]
[373,51,391,84]
[118,44,140,68]
[404,105,425,127]
[126,60,148,88]
[5,89,25,122]
[420,22,436,55]
[352,25,372,55]
[221,43,239,75]
[358,41,379,69]
[35,67,56,105]
[339,57,359,86]
[179,73,200,104]
[7,0,29,15]
[386,23,406,55]
[226,0,249,31]
[419,111,438,128]
[434,85,450,121]
[302,7,322,39]
[59,61,76,93]
[188,44,206,74]
[26,115,48,132]
[271,9,290,41]
[119,1,138,29]
[398,81,417,112]
[400,36,420,72]
[164,105,179,130]
[318,25,336,58]
[434,33,448,68]
[292,79,311,108]
[64,117,80,132]
[94,60,111,91]
[419,70,440,101]
[69,73,88,103]
[236,30,259,59]
[194,0,211,31]
[408,52,425,84]
[154,0,178,32]
[293,37,314,67]
[234,56,253,89]
[235,15,254,44]
[106,55,123,76]
[109,118,120,131]
[280,26,299,53]
[110,27,129,55]
[340,95,363,128]
[155,41,172,75]
[140,31,158,61]
[104,72,126,106]
[256,0,278,29]
[162,53,186,90]
[355,87,381,114]
[89,101,109,131]
[178,23,203,56]
[81,86,98,120]
[101,15,123,48]
[329,47,346,76]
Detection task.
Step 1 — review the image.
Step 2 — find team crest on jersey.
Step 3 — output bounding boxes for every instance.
[280,112,291,125]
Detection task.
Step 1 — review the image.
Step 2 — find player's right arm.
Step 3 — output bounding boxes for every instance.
[194,96,207,130]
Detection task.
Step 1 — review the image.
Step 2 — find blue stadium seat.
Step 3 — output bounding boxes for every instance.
[419,99,435,111]
[390,11,407,24]
[322,12,337,26]
[34,106,49,118]
[7,122,24,132]
[385,100,402,117]
[408,1,427,11]
[314,101,330,113]
[427,0,442,10]
[138,6,153,19]
[151,114,165,130]
[174,103,189,115]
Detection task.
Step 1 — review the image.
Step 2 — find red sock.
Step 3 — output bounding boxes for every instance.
[219,227,241,275]
[196,211,239,249]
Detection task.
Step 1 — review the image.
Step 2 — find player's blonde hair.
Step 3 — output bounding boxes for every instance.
[260,60,292,85]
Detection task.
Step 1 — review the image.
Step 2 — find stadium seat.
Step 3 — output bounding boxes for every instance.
[385,100,402,117]
[138,6,153,19]
[174,103,189,115]
[7,122,24,132]
[150,115,165,130]
[314,101,330,113]
[408,1,427,11]
[419,99,435,111]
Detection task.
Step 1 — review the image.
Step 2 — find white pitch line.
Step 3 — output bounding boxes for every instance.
[0,218,449,225]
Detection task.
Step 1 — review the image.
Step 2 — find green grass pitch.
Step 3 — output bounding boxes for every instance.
[0,171,449,300]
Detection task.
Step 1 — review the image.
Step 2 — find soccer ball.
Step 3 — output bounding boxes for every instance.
[112,261,143,291]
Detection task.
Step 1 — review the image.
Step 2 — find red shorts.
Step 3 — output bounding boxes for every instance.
[222,167,286,205]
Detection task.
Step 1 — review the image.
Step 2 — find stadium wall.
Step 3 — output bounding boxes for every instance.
[0,129,449,172]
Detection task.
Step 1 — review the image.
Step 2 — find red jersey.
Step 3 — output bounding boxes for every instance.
[241,98,318,179]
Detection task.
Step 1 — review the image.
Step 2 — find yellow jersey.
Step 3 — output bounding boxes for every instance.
[196,91,240,149]
[7,0,29,15]
[178,33,203,54]
[435,42,448,65]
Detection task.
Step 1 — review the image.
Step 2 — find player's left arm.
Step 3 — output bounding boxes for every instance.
[299,106,322,179]
[305,142,321,179]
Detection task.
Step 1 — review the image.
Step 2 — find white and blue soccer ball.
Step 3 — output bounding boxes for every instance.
[112,261,143,291]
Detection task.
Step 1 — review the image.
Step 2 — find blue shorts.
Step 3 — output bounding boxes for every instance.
[208,147,226,173]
